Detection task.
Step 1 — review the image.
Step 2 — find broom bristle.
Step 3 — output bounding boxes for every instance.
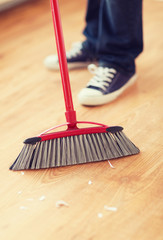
[10,130,139,170]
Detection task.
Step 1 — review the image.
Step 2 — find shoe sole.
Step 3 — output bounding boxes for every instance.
[78,74,137,106]
[44,61,97,70]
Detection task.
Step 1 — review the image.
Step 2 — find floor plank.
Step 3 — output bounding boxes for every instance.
[0,0,162,240]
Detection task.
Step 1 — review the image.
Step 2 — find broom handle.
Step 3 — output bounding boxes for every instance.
[50,0,77,126]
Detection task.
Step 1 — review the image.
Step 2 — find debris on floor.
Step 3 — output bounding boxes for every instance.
[56,200,69,208]
[104,205,117,212]
[19,206,28,210]
[88,180,92,185]
[21,171,24,175]
[98,213,103,218]
[39,196,46,201]
[108,160,115,169]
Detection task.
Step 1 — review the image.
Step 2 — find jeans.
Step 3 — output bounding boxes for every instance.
[83,0,143,73]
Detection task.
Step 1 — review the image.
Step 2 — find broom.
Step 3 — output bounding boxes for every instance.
[9,0,140,171]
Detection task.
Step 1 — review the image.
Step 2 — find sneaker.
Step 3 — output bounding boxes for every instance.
[78,64,137,106]
[44,42,97,70]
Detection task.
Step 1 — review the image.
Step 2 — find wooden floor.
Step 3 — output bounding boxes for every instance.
[0,0,162,239]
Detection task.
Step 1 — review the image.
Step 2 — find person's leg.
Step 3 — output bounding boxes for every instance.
[82,0,100,54]
[97,0,143,73]
[44,0,100,70]
[78,0,143,106]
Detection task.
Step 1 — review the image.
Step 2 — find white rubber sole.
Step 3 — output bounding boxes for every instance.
[78,74,137,106]
[44,55,96,70]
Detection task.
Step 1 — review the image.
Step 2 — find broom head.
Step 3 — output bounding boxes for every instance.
[10,122,140,170]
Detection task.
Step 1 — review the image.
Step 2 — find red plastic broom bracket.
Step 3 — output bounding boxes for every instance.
[38,121,109,141]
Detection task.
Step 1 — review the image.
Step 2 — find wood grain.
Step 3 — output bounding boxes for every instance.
[0,0,162,240]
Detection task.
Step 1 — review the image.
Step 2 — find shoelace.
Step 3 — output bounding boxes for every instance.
[66,42,83,59]
[87,64,117,91]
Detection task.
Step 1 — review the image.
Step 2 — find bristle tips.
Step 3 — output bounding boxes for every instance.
[10,130,139,171]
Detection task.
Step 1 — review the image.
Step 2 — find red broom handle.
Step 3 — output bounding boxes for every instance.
[50,0,77,125]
